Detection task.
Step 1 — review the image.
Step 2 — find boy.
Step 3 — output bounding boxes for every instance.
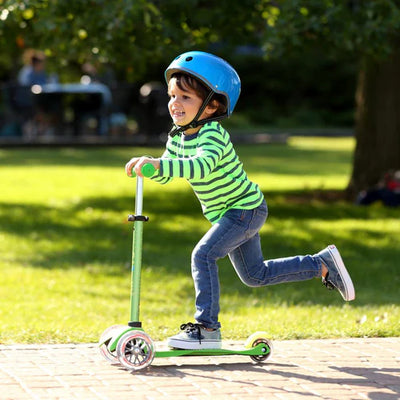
[125,51,355,350]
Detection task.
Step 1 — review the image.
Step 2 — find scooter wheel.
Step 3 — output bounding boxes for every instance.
[98,324,127,363]
[116,330,155,371]
[245,331,273,363]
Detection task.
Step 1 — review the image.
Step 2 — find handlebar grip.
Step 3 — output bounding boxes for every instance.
[130,163,156,178]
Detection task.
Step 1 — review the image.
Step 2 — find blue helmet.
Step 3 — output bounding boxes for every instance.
[165,51,241,116]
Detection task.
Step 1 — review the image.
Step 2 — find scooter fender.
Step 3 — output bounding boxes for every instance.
[106,326,143,352]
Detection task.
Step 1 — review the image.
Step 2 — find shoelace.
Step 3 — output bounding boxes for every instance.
[179,322,204,344]
[322,272,335,290]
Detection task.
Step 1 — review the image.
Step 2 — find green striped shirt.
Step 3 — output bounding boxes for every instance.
[151,121,264,223]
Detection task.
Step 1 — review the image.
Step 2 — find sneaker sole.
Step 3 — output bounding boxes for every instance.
[328,245,355,301]
[167,339,222,350]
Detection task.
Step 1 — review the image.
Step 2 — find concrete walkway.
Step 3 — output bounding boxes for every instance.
[1,338,399,400]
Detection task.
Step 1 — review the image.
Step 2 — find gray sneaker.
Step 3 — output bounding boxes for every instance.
[317,245,355,301]
[167,322,222,350]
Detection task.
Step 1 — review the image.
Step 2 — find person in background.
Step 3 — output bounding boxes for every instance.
[18,50,48,86]
[17,50,58,138]
[356,170,400,207]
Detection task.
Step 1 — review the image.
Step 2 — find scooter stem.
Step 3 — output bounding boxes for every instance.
[128,163,155,327]
[129,176,144,326]
[135,176,144,216]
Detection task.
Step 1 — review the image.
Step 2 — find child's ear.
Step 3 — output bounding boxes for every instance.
[205,100,218,115]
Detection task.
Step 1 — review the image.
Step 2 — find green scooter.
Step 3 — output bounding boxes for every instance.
[99,164,272,371]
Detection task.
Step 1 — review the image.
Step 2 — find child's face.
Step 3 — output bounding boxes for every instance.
[168,78,213,134]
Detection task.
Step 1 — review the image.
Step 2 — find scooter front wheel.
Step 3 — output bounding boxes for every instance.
[116,330,155,371]
[99,324,127,363]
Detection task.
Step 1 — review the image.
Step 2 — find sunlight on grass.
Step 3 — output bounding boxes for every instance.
[255,173,349,191]
[289,136,356,151]
[0,138,399,344]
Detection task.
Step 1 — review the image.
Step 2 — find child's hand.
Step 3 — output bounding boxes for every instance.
[125,156,160,177]
[125,157,140,177]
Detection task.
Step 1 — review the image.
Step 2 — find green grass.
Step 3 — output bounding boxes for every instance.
[0,137,399,344]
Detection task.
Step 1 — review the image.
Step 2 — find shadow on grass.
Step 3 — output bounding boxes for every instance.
[1,187,398,306]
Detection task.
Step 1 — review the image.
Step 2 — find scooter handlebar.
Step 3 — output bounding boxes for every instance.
[130,163,156,178]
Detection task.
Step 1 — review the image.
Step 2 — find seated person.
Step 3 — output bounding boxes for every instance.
[18,50,48,86]
[356,170,400,207]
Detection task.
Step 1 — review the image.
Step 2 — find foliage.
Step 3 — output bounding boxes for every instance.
[259,0,400,60]
[0,0,262,80]
[0,139,399,344]
[1,1,400,81]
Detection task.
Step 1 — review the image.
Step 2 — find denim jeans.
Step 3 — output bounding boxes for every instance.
[191,200,322,329]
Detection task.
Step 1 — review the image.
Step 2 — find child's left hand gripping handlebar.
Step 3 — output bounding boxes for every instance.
[130,163,156,178]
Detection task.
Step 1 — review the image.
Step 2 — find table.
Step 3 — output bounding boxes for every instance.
[31,82,112,136]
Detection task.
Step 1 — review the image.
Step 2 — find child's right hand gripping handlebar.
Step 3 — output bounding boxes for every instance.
[130,163,156,178]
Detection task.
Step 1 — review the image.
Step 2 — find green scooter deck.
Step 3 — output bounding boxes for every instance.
[155,343,270,358]
[106,327,271,361]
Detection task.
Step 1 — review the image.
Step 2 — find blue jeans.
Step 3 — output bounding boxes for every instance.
[191,200,322,329]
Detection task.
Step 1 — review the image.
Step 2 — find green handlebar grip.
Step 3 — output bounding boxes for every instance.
[130,163,156,178]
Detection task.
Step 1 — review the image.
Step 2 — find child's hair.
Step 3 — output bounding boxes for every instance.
[170,72,227,117]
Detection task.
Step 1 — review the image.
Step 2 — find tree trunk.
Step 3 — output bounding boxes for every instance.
[347,51,400,197]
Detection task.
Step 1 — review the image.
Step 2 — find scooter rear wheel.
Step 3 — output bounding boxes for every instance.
[245,332,273,363]
[116,330,155,371]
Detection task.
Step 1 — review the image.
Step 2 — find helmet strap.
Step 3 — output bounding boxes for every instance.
[168,91,226,137]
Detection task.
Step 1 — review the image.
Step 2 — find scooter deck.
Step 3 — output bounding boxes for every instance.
[105,327,271,360]
[155,343,270,358]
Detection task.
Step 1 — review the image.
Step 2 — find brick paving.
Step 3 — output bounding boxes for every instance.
[1,338,399,400]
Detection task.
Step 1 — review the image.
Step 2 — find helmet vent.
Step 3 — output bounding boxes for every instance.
[185,56,193,62]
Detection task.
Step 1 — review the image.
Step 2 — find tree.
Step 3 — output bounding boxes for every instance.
[257,0,400,195]
[350,48,400,195]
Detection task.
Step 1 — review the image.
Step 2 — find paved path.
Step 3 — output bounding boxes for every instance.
[1,338,399,400]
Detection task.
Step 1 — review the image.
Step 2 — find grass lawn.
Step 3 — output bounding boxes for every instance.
[0,137,399,344]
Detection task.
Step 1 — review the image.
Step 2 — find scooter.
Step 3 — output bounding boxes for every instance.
[99,164,273,371]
